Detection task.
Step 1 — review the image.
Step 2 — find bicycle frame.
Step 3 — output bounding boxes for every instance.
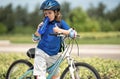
[6,33,101,79]
[19,37,78,79]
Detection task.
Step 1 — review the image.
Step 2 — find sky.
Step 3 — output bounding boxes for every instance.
[0,0,120,12]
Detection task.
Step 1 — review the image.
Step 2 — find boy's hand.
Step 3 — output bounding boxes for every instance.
[32,34,41,42]
[37,22,43,32]
[53,26,60,33]
[69,28,77,38]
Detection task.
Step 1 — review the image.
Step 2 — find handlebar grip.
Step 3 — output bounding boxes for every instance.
[49,33,64,36]
[49,33,57,36]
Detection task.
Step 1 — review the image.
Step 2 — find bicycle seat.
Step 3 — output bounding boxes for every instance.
[26,48,35,58]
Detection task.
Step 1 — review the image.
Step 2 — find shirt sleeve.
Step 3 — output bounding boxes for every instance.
[60,20,70,30]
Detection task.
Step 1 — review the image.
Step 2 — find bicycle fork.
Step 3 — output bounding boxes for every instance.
[67,57,80,79]
[69,59,75,79]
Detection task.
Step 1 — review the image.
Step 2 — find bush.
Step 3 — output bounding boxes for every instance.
[0,23,7,34]
[98,19,114,32]
[0,53,27,79]
[0,53,120,79]
[113,20,120,31]
[74,57,120,79]
[13,26,35,34]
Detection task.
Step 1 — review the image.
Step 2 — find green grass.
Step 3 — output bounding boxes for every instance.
[0,34,33,43]
[0,32,120,44]
[78,32,120,44]
[77,37,120,44]
[0,53,120,79]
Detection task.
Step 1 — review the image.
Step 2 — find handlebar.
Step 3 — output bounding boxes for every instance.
[50,32,80,56]
[49,33,80,38]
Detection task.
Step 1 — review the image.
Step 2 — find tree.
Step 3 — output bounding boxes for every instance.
[105,3,120,22]
[0,23,7,34]
[98,19,113,32]
[113,20,120,31]
[15,5,29,26]
[28,4,42,29]
[0,7,4,22]
[66,7,100,32]
[61,1,71,20]
[2,4,15,33]
[87,2,106,19]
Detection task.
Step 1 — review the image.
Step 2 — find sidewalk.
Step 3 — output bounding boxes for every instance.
[0,43,120,60]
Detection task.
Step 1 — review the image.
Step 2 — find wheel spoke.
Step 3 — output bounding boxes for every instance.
[6,60,34,79]
[60,63,101,79]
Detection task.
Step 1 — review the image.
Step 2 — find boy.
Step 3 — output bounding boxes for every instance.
[32,0,77,79]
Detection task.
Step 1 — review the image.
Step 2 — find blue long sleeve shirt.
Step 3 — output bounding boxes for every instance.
[37,20,70,56]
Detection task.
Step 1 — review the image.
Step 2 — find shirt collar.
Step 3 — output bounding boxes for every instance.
[49,20,60,24]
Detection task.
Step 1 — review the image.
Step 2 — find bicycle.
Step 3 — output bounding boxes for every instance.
[6,33,101,79]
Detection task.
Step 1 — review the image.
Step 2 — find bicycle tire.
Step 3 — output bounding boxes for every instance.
[60,62,101,79]
[6,59,35,79]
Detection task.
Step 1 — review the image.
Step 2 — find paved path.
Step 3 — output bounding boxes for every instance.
[0,44,120,60]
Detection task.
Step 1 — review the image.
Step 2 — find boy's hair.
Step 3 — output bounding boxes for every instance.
[54,10,62,22]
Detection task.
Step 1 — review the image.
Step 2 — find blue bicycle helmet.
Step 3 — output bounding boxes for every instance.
[40,0,60,11]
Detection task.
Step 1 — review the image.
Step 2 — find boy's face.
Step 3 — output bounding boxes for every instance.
[44,10,55,21]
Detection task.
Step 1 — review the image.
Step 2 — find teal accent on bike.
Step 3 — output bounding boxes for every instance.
[47,57,63,79]
[19,70,33,79]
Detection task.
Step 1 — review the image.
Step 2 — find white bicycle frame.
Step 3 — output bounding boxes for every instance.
[19,35,79,79]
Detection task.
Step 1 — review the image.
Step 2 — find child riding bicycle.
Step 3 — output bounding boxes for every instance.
[32,0,77,79]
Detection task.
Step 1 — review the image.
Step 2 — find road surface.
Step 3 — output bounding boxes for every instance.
[0,44,120,60]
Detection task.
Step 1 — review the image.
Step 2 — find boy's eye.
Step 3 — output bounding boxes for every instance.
[44,12,52,15]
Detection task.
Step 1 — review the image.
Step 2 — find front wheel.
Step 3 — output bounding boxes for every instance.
[60,62,101,79]
[6,59,35,79]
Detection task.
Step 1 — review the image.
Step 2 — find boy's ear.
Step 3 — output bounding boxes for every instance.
[54,10,58,16]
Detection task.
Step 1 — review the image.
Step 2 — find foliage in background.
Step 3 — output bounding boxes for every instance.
[0,2,120,34]
[113,20,120,31]
[86,2,120,32]
[0,53,119,79]
[13,25,35,34]
[0,23,7,34]
[66,7,101,32]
